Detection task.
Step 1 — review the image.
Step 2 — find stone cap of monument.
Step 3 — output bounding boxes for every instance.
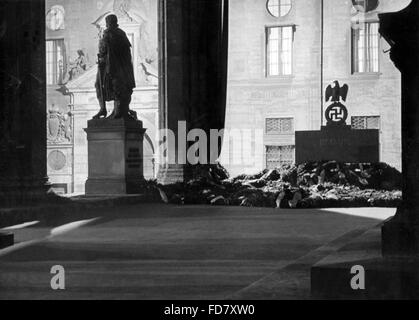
[86,118,145,132]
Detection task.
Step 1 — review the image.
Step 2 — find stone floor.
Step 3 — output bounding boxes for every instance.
[0,204,395,300]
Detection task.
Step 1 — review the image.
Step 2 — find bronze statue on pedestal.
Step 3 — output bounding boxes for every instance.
[93,14,137,120]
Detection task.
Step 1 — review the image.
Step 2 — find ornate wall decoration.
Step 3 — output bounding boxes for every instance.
[47,104,73,144]
[46,5,65,31]
[64,49,90,83]
[48,150,67,171]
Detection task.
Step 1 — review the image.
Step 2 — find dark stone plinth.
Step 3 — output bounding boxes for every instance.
[0,233,14,249]
[295,125,379,164]
[86,118,145,130]
[311,226,419,300]
[84,119,146,195]
[382,216,419,256]
[312,257,419,300]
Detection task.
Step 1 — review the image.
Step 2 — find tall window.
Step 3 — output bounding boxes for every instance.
[266,26,293,76]
[351,116,380,130]
[266,145,295,169]
[46,39,65,85]
[352,22,380,73]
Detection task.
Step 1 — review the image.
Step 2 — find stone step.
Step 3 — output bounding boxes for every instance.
[311,225,419,299]
[229,228,369,300]
[0,194,155,229]
[0,232,14,249]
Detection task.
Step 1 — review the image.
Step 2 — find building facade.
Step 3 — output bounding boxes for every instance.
[221,0,402,176]
[45,0,403,192]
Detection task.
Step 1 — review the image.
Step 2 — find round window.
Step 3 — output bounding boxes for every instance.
[267,0,292,18]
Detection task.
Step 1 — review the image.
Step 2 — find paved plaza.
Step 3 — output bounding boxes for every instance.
[0,204,395,300]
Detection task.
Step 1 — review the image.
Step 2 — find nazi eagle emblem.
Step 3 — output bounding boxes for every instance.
[325,81,349,126]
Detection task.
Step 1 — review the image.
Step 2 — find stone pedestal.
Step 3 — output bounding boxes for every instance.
[382,214,419,256]
[312,226,419,299]
[84,119,146,195]
[296,125,380,164]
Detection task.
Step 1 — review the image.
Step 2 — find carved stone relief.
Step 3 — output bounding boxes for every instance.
[47,104,73,144]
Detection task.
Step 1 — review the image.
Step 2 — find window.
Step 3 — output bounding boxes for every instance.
[351,116,380,130]
[266,26,294,76]
[352,22,380,73]
[266,118,294,134]
[46,39,66,85]
[266,145,295,169]
[267,0,292,18]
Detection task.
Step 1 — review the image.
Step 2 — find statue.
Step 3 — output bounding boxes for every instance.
[325,81,349,103]
[93,14,137,120]
[92,0,158,86]
[66,50,88,82]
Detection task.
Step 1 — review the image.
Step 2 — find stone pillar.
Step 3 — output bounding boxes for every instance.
[157,0,229,184]
[379,1,419,256]
[85,119,146,195]
[0,0,50,207]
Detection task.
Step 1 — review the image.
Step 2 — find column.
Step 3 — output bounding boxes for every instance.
[379,1,419,255]
[0,0,50,207]
[157,0,229,184]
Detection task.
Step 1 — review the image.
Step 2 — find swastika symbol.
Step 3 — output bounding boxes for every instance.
[325,102,348,126]
[328,106,345,122]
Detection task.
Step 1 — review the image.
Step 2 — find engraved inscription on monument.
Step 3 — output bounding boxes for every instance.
[127,147,142,169]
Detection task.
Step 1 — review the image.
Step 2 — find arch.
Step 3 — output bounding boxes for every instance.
[143,132,156,179]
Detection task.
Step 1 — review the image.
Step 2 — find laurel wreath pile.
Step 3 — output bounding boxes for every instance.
[143,162,402,209]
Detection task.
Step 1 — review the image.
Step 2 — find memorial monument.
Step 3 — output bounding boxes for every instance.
[85,15,146,195]
[295,81,380,164]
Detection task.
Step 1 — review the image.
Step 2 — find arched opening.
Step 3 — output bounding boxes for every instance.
[45,0,159,194]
